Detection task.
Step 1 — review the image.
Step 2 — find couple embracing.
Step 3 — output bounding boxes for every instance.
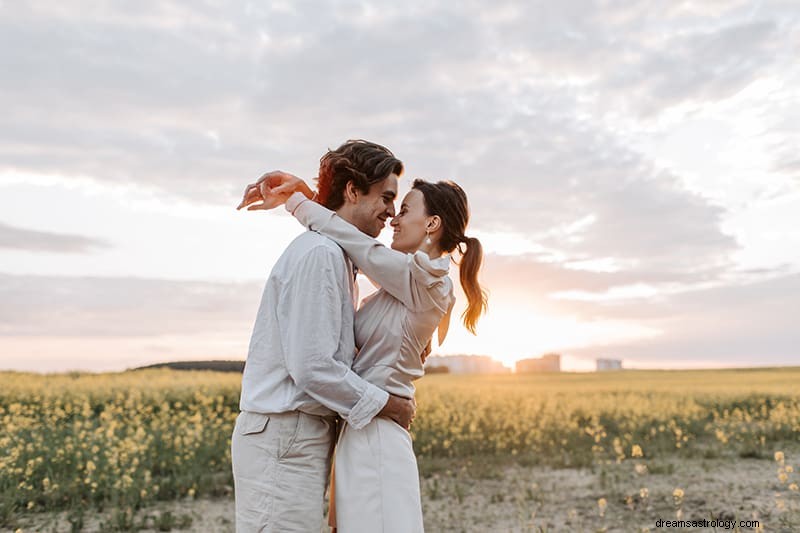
[231,140,487,532]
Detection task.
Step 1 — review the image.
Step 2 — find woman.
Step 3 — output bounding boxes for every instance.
[252,173,487,532]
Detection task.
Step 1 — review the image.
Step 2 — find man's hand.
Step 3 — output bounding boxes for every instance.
[236,170,314,211]
[378,394,416,429]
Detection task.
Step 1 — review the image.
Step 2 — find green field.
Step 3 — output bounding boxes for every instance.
[2,367,799,531]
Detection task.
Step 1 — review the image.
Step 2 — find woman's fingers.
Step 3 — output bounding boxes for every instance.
[237,183,264,210]
[237,170,301,210]
[269,181,296,195]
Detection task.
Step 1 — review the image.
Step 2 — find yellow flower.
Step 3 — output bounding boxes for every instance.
[775,451,785,463]
[597,497,607,517]
[631,444,643,458]
[788,483,798,492]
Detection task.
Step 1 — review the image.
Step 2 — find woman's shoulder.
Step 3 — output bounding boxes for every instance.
[409,251,451,286]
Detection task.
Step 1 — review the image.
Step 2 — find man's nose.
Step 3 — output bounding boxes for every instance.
[386,203,396,218]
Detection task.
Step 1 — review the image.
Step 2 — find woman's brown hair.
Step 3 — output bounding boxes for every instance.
[412,179,488,333]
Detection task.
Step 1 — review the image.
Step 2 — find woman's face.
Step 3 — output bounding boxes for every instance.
[390,189,430,253]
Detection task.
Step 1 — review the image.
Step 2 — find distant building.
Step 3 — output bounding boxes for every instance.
[596,358,623,371]
[425,355,510,374]
[516,353,561,373]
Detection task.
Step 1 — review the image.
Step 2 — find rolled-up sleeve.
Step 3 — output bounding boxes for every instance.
[277,244,388,429]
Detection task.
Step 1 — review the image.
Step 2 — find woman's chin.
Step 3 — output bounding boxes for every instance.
[391,240,413,253]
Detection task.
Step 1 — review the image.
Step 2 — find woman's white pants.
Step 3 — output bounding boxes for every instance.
[334,417,424,532]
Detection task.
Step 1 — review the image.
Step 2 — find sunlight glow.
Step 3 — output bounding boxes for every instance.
[438,305,662,369]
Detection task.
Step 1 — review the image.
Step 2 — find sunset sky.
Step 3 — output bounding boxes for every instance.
[2,1,799,372]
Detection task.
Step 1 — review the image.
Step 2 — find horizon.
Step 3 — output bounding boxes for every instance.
[2,2,799,372]
[3,355,798,376]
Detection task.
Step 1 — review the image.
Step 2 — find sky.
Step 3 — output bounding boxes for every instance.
[1,1,799,372]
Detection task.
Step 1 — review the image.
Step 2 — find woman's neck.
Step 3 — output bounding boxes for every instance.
[419,241,444,258]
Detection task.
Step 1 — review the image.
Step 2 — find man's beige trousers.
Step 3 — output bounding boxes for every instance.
[231,410,337,532]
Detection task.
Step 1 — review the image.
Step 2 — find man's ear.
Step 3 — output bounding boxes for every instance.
[344,180,359,204]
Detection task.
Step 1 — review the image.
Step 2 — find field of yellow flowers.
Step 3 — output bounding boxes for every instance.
[2,367,799,531]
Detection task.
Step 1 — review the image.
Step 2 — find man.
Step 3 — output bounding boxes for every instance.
[231,140,415,532]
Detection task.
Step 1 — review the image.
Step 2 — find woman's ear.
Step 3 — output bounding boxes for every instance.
[427,215,442,233]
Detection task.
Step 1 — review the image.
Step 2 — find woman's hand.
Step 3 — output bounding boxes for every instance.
[236,170,314,211]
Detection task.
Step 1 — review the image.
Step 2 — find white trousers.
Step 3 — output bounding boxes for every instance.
[334,417,424,533]
[231,410,337,533]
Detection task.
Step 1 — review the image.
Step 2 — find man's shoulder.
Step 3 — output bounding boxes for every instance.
[276,231,347,270]
[290,230,345,256]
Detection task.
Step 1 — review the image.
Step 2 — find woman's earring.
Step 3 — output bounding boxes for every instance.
[425,232,432,245]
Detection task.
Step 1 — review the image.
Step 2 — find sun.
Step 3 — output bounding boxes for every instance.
[437,303,660,370]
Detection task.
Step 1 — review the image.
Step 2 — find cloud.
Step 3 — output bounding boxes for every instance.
[0,0,754,282]
[562,272,800,365]
[601,20,780,116]
[1,265,796,370]
[2,1,792,195]
[0,0,798,371]
[0,274,261,336]
[0,222,110,253]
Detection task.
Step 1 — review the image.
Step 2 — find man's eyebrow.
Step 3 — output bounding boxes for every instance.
[382,190,397,199]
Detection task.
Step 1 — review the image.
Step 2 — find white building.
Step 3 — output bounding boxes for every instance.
[596,358,623,371]
[516,353,561,373]
[425,355,510,374]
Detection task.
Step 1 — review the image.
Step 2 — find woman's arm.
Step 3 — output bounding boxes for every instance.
[286,193,446,311]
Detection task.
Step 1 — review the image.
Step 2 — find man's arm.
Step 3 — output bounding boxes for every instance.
[278,245,414,429]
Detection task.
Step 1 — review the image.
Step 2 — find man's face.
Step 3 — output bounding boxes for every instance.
[350,173,399,237]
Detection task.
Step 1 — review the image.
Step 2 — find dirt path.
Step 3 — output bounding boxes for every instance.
[11,454,800,532]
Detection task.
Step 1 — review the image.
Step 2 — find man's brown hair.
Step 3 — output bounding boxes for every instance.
[316,140,403,210]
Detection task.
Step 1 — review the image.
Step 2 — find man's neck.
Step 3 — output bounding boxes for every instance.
[334,205,359,228]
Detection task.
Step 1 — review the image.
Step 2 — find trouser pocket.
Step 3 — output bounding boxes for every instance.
[237,411,270,435]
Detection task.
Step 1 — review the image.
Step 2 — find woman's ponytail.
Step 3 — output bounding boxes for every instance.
[458,236,488,334]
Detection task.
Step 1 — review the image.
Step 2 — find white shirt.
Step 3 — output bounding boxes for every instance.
[239,229,389,430]
[288,192,456,398]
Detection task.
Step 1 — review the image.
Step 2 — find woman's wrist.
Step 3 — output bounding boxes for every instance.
[285,191,311,215]
[298,181,314,200]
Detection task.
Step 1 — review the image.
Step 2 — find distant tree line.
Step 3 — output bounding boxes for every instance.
[135,360,245,373]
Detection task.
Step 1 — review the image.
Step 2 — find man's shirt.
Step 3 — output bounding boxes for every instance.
[239,230,389,430]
